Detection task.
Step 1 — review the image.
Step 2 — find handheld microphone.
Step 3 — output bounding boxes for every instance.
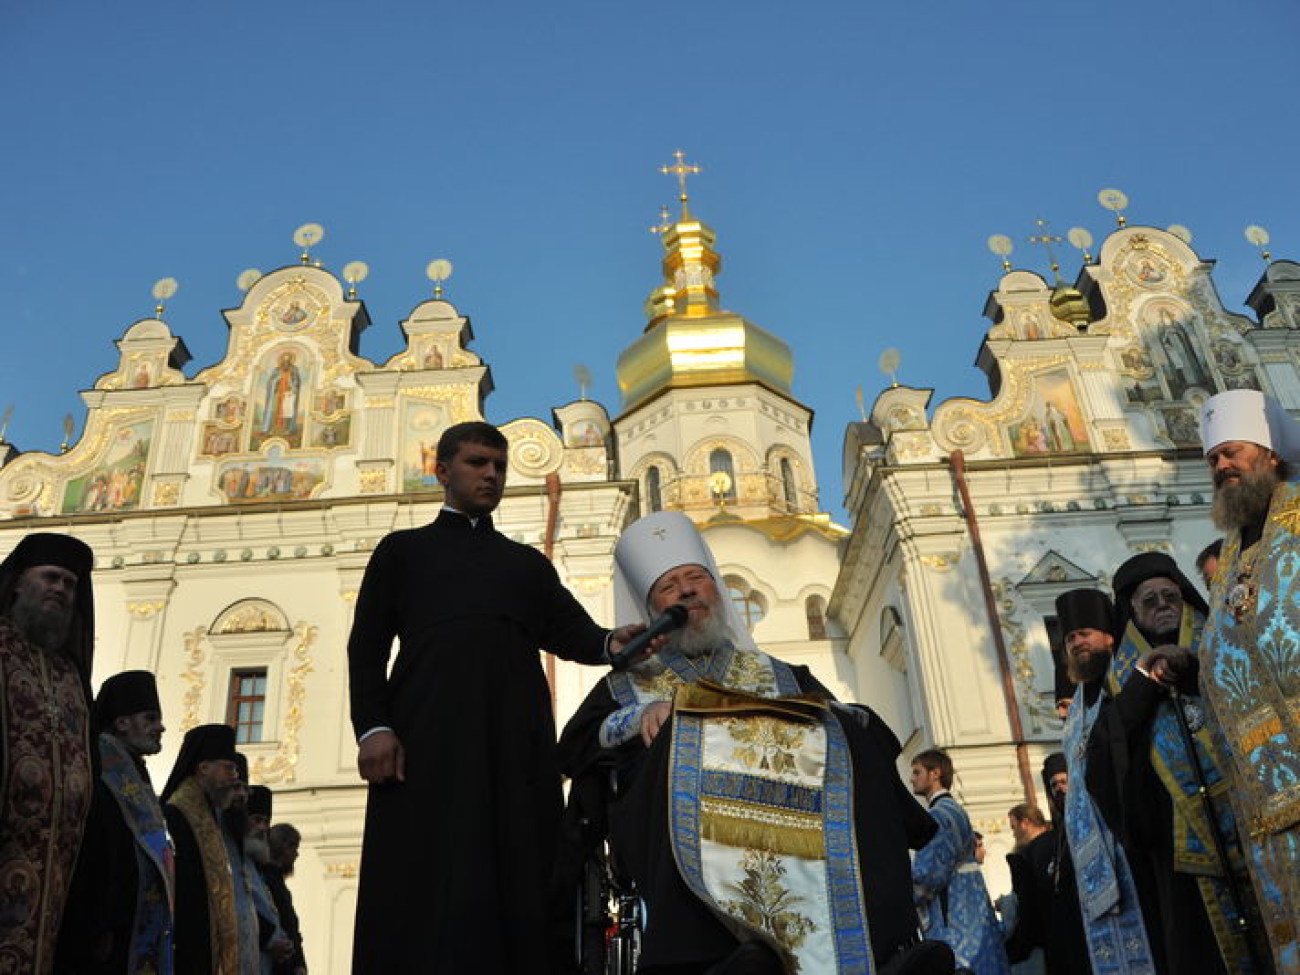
[608,603,690,671]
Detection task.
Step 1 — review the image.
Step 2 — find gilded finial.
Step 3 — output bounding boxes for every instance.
[854,387,868,423]
[987,235,1014,272]
[1098,188,1129,227]
[1067,227,1094,264]
[0,405,12,444]
[650,205,672,235]
[293,223,325,264]
[660,150,701,220]
[1028,219,1064,281]
[574,364,591,401]
[878,348,901,388]
[151,278,179,320]
[1245,225,1272,262]
[426,259,454,298]
[60,414,74,454]
[343,261,370,299]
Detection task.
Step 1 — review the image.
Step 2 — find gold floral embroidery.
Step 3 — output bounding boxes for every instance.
[726,716,806,776]
[719,850,816,967]
[726,650,777,696]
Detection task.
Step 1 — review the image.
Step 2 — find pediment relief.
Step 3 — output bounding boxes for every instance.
[1019,550,1096,588]
[213,598,290,634]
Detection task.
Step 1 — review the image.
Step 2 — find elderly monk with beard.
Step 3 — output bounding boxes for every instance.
[0,533,96,975]
[1196,388,1300,975]
[1105,554,1262,974]
[1053,587,1161,975]
[559,511,950,975]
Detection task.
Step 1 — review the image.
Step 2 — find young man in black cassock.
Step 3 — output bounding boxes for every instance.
[347,422,643,974]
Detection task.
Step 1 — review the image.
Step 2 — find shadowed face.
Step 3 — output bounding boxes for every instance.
[909,762,941,799]
[1065,627,1114,683]
[1131,577,1183,640]
[436,441,507,517]
[114,710,165,756]
[11,565,78,650]
[1208,440,1280,531]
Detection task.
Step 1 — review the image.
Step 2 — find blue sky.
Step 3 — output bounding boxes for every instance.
[3,1,1297,521]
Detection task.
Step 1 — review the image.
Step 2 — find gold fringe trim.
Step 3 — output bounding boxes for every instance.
[700,797,826,861]
[674,679,830,724]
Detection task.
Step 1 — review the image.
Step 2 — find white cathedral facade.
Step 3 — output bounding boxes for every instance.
[2,188,1298,967]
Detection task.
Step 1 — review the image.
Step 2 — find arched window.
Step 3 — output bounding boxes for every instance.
[645,465,663,513]
[805,595,828,640]
[709,448,737,501]
[725,575,766,631]
[780,457,798,511]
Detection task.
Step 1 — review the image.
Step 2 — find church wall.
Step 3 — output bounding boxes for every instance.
[836,228,1300,898]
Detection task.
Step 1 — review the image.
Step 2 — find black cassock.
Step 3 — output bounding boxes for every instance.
[557,666,938,972]
[1091,673,1228,975]
[348,510,607,973]
[56,776,143,972]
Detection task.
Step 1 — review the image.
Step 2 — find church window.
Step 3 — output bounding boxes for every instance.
[806,595,828,639]
[780,458,798,511]
[227,668,268,744]
[725,576,766,631]
[646,466,663,513]
[709,448,737,501]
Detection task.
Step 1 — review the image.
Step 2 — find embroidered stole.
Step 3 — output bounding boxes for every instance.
[167,778,242,975]
[1062,688,1156,975]
[609,646,874,973]
[99,733,175,975]
[1200,475,1300,974]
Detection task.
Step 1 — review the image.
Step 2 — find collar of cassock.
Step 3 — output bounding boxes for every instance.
[440,506,493,531]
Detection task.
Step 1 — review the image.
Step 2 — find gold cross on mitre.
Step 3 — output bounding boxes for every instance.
[661,150,701,220]
[652,527,669,540]
[1028,219,1064,281]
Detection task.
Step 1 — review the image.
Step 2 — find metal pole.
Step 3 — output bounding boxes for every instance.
[948,450,1038,807]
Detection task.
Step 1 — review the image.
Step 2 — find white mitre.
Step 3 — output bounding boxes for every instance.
[612,510,759,653]
[1200,389,1300,463]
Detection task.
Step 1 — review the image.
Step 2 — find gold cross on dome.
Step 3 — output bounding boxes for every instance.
[661,150,701,218]
[1028,219,1064,278]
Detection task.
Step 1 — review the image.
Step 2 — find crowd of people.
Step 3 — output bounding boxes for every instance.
[3,397,1299,973]
[0,535,307,974]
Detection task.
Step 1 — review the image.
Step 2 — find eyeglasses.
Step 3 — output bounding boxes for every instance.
[1136,589,1182,609]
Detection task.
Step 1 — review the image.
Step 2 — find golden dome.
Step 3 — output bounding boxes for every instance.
[617,209,794,411]
[1049,282,1091,328]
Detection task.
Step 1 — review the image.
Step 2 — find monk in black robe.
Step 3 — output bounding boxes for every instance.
[348,422,642,974]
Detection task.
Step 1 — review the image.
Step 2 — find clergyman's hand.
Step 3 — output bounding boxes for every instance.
[609,623,670,663]
[357,730,405,785]
[640,701,673,747]
[1141,645,1198,692]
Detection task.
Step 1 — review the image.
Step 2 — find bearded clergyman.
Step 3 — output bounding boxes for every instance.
[0,532,96,974]
[1197,388,1300,974]
[1054,587,1159,975]
[558,511,950,975]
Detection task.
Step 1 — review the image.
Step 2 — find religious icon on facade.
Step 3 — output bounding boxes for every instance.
[401,402,452,492]
[62,420,154,513]
[310,414,351,449]
[1009,370,1089,457]
[252,347,311,449]
[216,449,325,503]
[200,424,240,457]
